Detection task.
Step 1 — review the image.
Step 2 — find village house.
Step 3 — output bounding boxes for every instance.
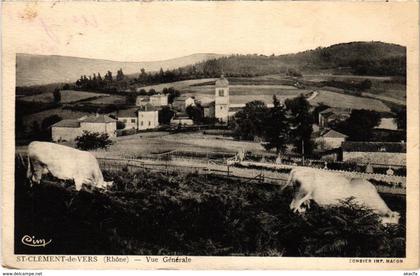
[117,108,138,130]
[342,141,406,166]
[170,113,194,126]
[375,115,398,130]
[135,96,150,107]
[150,93,168,107]
[316,129,348,150]
[202,101,215,118]
[51,114,117,142]
[318,107,351,129]
[172,96,196,111]
[137,104,159,130]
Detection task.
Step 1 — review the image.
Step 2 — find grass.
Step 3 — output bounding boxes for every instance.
[89,132,268,159]
[19,90,109,103]
[22,108,91,131]
[182,85,306,105]
[312,90,391,112]
[14,159,406,256]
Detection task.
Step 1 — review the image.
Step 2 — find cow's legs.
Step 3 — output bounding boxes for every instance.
[74,178,84,191]
[31,162,44,184]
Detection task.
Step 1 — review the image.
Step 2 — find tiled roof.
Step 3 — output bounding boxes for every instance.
[138,103,158,112]
[118,108,138,118]
[82,114,116,123]
[52,119,81,128]
[322,129,348,138]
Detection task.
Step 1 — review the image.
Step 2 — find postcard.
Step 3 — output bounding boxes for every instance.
[1,1,419,270]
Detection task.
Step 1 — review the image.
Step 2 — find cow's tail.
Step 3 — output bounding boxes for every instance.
[281,169,295,191]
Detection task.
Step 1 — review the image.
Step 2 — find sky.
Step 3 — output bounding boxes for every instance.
[3,1,417,62]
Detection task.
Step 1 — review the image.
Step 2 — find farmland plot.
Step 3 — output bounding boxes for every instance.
[183,85,307,105]
[19,90,109,103]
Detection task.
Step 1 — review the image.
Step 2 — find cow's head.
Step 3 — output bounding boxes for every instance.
[381,211,400,225]
[97,180,113,190]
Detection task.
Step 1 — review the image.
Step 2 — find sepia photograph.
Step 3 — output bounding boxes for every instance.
[2,1,419,270]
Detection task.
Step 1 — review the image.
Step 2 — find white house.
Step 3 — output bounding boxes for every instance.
[136,96,150,107]
[375,117,398,130]
[117,108,138,130]
[172,96,195,111]
[51,114,117,142]
[138,104,159,130]
[150,94,168,107]
[51,119,83,142]
[170,113,194,126]
[316,129,348,150]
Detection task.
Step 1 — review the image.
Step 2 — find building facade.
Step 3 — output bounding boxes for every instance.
[51,115,117,142]
[215,76,230,123]
[138,104,159,130]
[117,108,138,129]
[150,94,168,107]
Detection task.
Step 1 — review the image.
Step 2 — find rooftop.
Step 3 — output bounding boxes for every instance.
[321,129,348,138]
[215,75,229,87]
[138,103,158,112]
[82,114,116,123]
[52,119,81,128]
[118,108,138,118]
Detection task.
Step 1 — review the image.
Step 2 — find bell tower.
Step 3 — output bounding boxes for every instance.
[215,75,229,123]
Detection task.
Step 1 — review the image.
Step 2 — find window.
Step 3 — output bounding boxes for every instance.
[220,106,223,110]
[140,121,143,126]
[218,89,224,97]
[122,119,127,123]
[131,119,135,123]
[148,121,151,126]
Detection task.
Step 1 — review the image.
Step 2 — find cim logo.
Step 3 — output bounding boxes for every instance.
[21,235,52,247]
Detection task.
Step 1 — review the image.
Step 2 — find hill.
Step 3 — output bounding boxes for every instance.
[187,41,406,77]
[16,53,224,86]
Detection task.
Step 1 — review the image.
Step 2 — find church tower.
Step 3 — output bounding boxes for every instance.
[215,75,229,123]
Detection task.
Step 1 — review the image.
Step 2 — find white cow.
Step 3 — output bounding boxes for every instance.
[27,141,112,191]
[285,167,400,225]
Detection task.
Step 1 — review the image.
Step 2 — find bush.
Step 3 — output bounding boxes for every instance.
[14,161,405,256]
[75,131,113,150]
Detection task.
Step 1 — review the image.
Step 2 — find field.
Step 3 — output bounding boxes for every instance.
[312,90,391,112]
[19,90,109,103]
[91,132,267,159]
[22,108,91,130]
[15,158,405,256]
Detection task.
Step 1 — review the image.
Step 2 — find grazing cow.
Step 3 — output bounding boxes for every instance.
[27,141,112,191]
[285,167,400,225]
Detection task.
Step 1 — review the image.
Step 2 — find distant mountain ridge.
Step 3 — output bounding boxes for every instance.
[187,41,406,77]
[16,53,224,86]
[17,41,406,86]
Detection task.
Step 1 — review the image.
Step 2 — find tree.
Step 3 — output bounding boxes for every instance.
[394,107,406,130]
[335,109,381,141]
[285,94,313,155]
[186,104,204,124]
[116,68,125,81]
[231,101,269,141]
[126,92,138,105]
[53,88,61,103]
[158,106,175,124]
[148,88,157,95]
[75,131,113,150]
[41,115,62,130]
[262,96,289,154]
[163,87,180,104]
